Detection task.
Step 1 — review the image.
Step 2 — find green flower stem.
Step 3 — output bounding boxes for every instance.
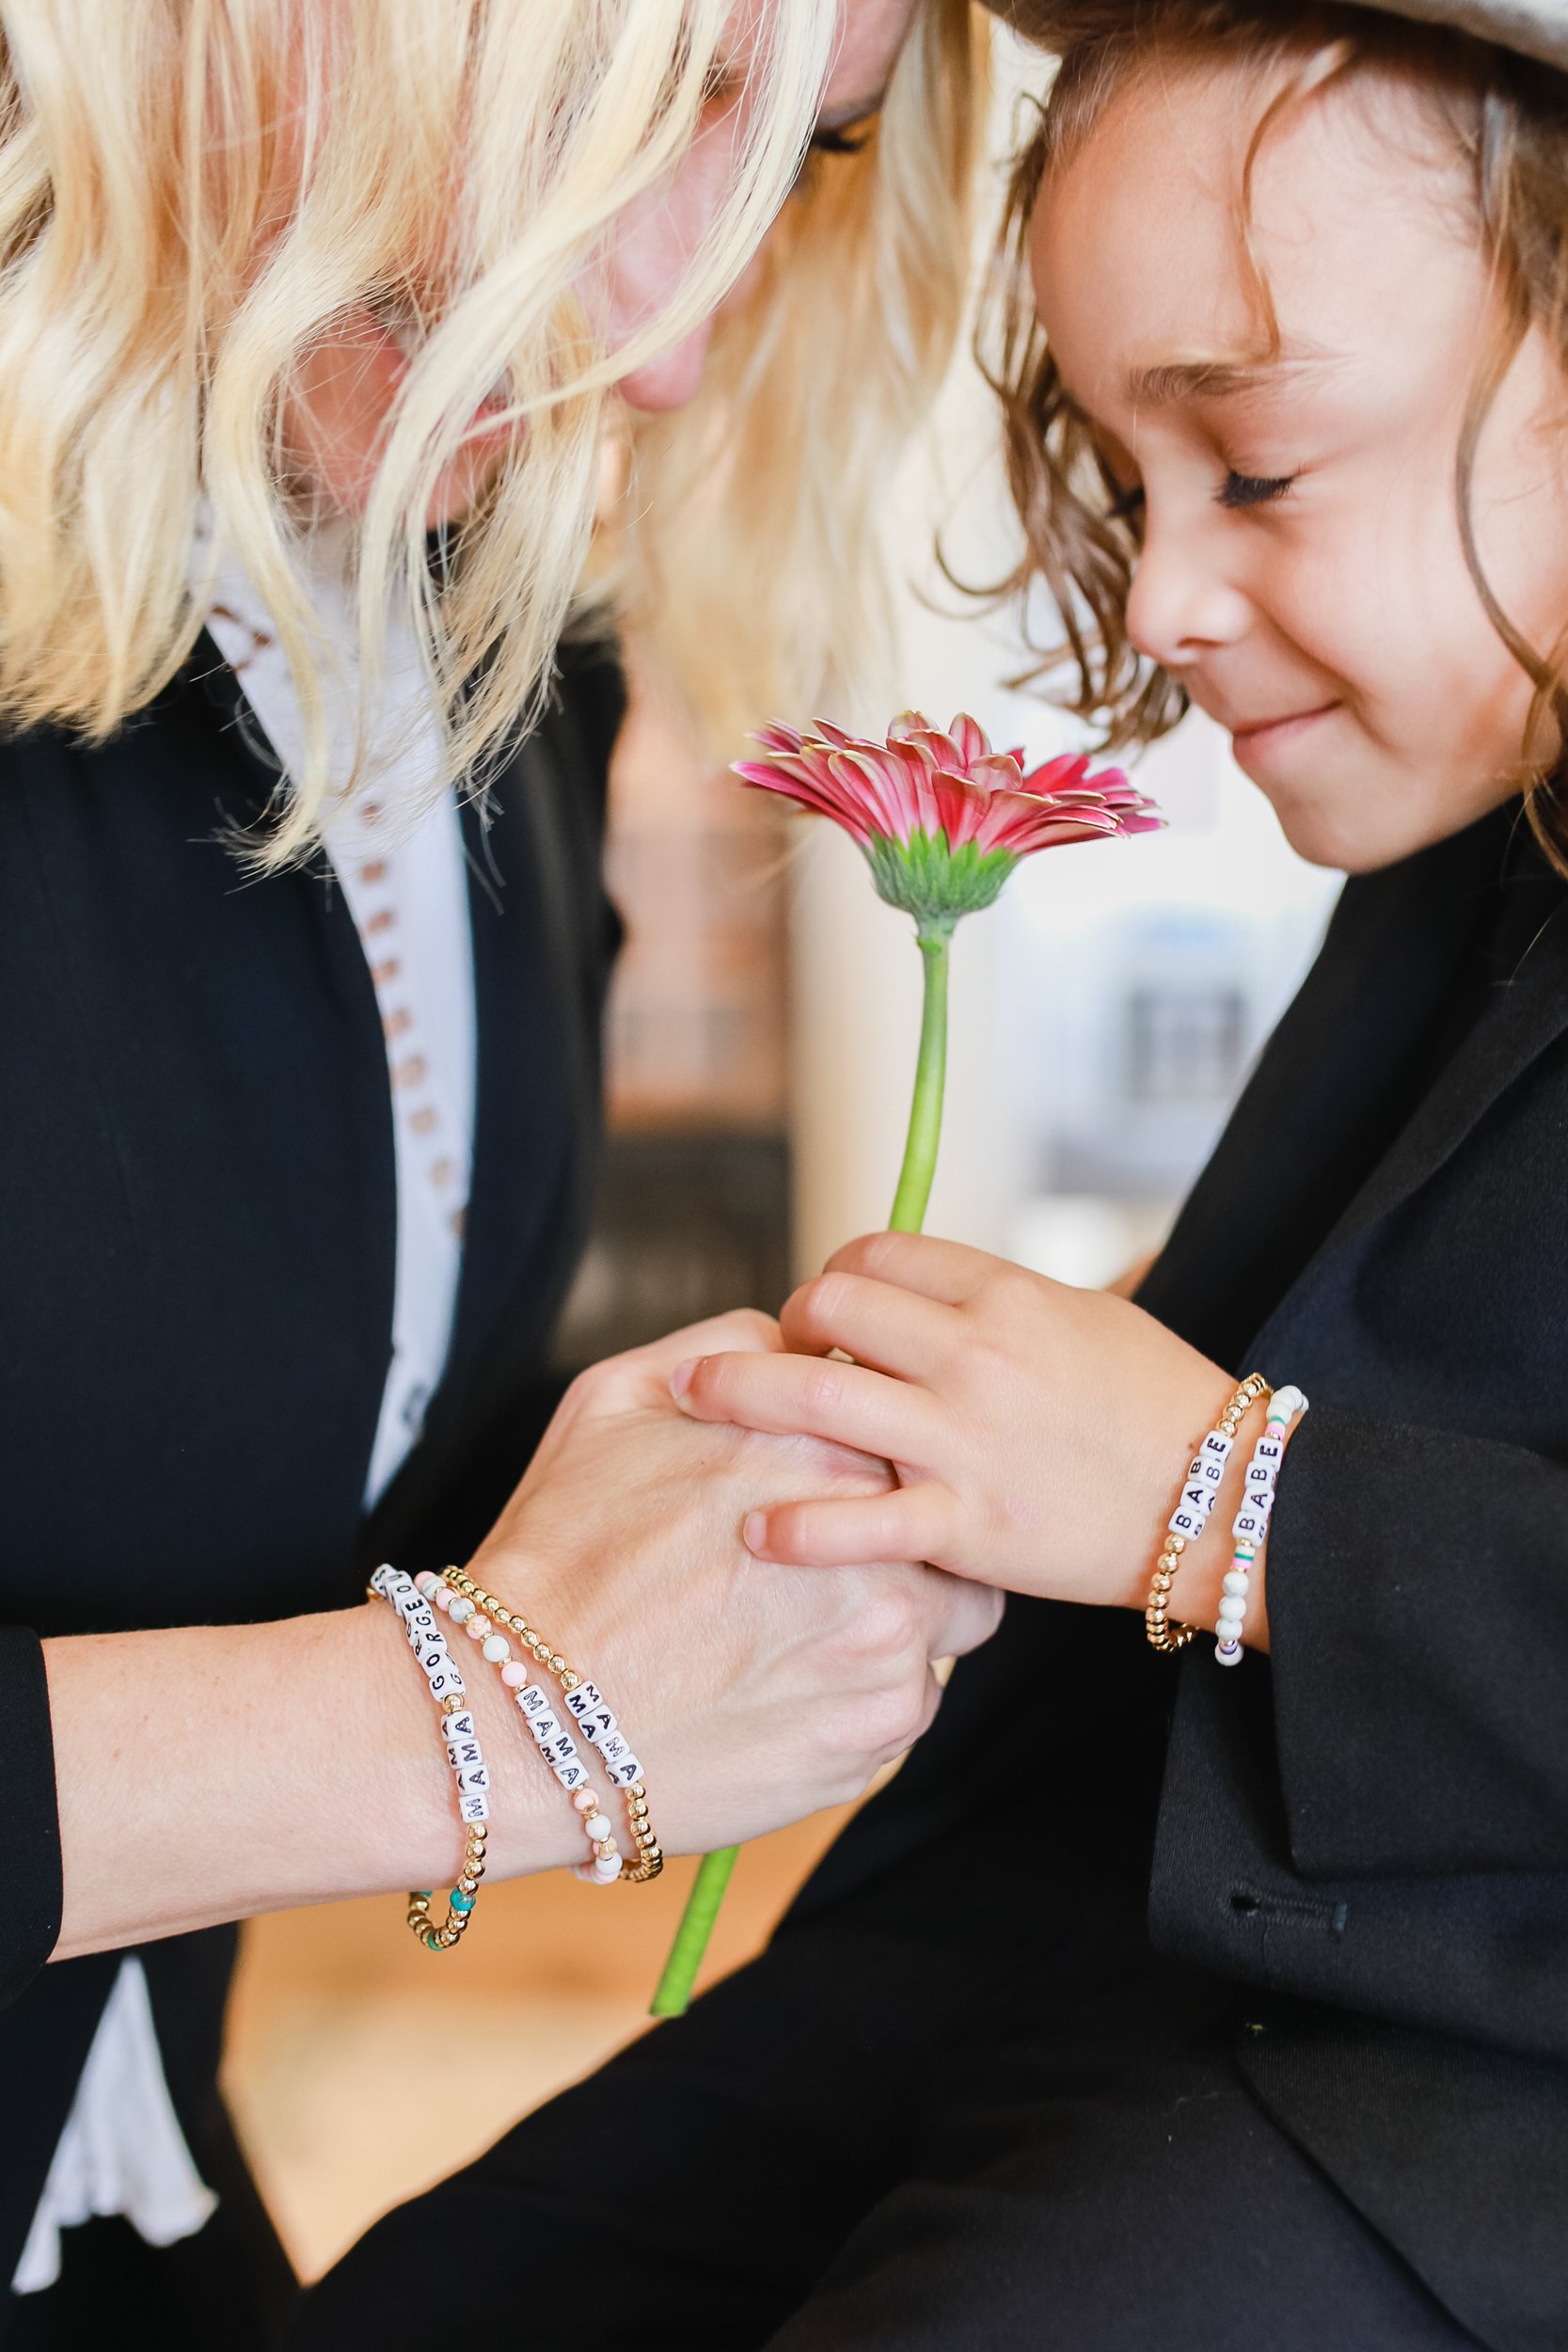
[649,1843,739,2018]
[888,923,952,1236]
[651,919,955,2021]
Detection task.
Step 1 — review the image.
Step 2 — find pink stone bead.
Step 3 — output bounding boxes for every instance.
[435,1588,451,1612]
[466,1614,489,1641]
[572,1787,598,1814]
[500,1661,529,1688]
[414,1571,439,1599]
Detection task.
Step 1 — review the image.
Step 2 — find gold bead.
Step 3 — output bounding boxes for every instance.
[561,1673,581,1692]
[549,1654,566,1675]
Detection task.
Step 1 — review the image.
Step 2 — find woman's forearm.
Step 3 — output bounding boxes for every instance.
[45,1598,581,1960]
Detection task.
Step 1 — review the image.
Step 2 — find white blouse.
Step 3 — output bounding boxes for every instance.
[13,521,478,2295]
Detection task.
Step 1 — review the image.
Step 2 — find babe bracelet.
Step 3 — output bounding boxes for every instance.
[1145,1375,1270,1654]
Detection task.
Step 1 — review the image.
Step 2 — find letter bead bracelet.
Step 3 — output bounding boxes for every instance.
[368,1565,489,1950]
[1144,1380,1308,1662]
[431,1565,664,1887]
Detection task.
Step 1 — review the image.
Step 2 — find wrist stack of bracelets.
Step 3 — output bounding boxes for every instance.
[1145,1377,1309,1664]
[368,1558,663,1950]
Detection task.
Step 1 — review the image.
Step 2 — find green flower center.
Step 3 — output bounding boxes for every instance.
[863,828,1019,932]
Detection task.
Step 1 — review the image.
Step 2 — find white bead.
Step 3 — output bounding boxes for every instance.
[482,1632,511,1664]
[1270,1385,1307,1423]
[1221,1570,1250,1598]
[584,1813,612,1842]
[593,1851,624,1881]
[448,1597,474,1624]
[414,1571,439,1598]
[563,1683,603,1721]
[1216,1597,1247,1626]
[1214,1641,1243,1668]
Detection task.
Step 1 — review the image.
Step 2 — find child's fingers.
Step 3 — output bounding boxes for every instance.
[671,1346,943,1463]
[823,1231,1003,1304]
[779,1269,959,1377]
[742,1483,959,1574]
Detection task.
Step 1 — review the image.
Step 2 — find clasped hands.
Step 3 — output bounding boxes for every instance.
[670,1232,1267,1645]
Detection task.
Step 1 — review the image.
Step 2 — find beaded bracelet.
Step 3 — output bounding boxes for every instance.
[433,1565,664,1887]
[368,1565,490,1950]
[1215,1385,1308,1666]
[1145,1375,1271,1653]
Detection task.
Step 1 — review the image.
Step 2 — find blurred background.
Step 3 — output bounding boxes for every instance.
[223,26,1342,2283]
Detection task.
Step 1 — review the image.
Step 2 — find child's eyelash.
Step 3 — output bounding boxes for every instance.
[1218,469,1296,511]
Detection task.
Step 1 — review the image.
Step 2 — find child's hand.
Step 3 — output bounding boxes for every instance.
[669,1232,1248,1618]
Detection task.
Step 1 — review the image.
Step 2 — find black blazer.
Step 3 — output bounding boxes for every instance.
[789,807,1568,2352]
[0,634,624,2282]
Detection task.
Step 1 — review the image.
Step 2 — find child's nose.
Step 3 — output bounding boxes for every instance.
[1126,520,1252,669]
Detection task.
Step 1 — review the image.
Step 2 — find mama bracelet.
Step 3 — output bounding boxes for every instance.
[368,1564,490,1949]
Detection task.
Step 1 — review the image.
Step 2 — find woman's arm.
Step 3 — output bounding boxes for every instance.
[30,1309,1001,1978]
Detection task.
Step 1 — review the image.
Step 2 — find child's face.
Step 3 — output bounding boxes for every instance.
[1031,58,1568,872]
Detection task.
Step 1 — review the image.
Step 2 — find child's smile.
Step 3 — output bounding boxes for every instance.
[1029,48,1568,873]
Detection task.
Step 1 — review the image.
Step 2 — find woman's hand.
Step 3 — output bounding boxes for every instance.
[668,1237,1254,1627]
[470,1307,1004,1862]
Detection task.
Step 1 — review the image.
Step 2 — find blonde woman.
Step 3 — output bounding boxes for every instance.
[0,3,997,2340]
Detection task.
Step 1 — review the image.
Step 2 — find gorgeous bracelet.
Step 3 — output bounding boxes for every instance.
[433,1565,664,1887]
[1145,1374,1271,1653]
[1215,1384,1308,1666]
[367,1564,490,1950]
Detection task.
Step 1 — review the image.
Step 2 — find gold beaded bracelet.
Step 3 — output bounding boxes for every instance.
[1145,1375,1271,1653]
[440,1565,664,1885]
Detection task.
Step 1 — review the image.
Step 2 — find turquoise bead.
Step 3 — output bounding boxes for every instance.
[451,1886,475,1912]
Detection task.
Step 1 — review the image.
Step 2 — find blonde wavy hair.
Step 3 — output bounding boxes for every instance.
[0,0,987,866]
[985,0,1568,868]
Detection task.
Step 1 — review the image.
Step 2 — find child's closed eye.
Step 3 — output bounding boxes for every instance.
[1217,469,1297,511]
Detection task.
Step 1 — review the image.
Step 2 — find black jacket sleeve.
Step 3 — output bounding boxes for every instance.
[1266,1406,1568,1880]
[0,1624,63,2010]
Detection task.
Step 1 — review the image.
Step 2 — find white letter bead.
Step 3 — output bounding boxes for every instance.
[426,1665,465,1702]
[1221,1570,1251,1599]
[563,1684,603,1721]
[516,1685,551,1720]
[443,1711,477,1742]
[526,1708,562,1745]
[481,1632,511,1664]
[1253,1438,1283,1466]
[1231,1508,1268,1545]
[446,1736,483,1770]
[1190,1454,1225,1492]
[1168,1506,1207,1542]
[1198,1432,1233,1471]
[370,1565,399,1600]
[598,1730,632,1768]
[553,1757,589,1791]
[605,1753,642,1788]
[459,1790,490,1823]
[455,1763,491,1798]
[578,1706,617,1747]
[541,1731,578,1771]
